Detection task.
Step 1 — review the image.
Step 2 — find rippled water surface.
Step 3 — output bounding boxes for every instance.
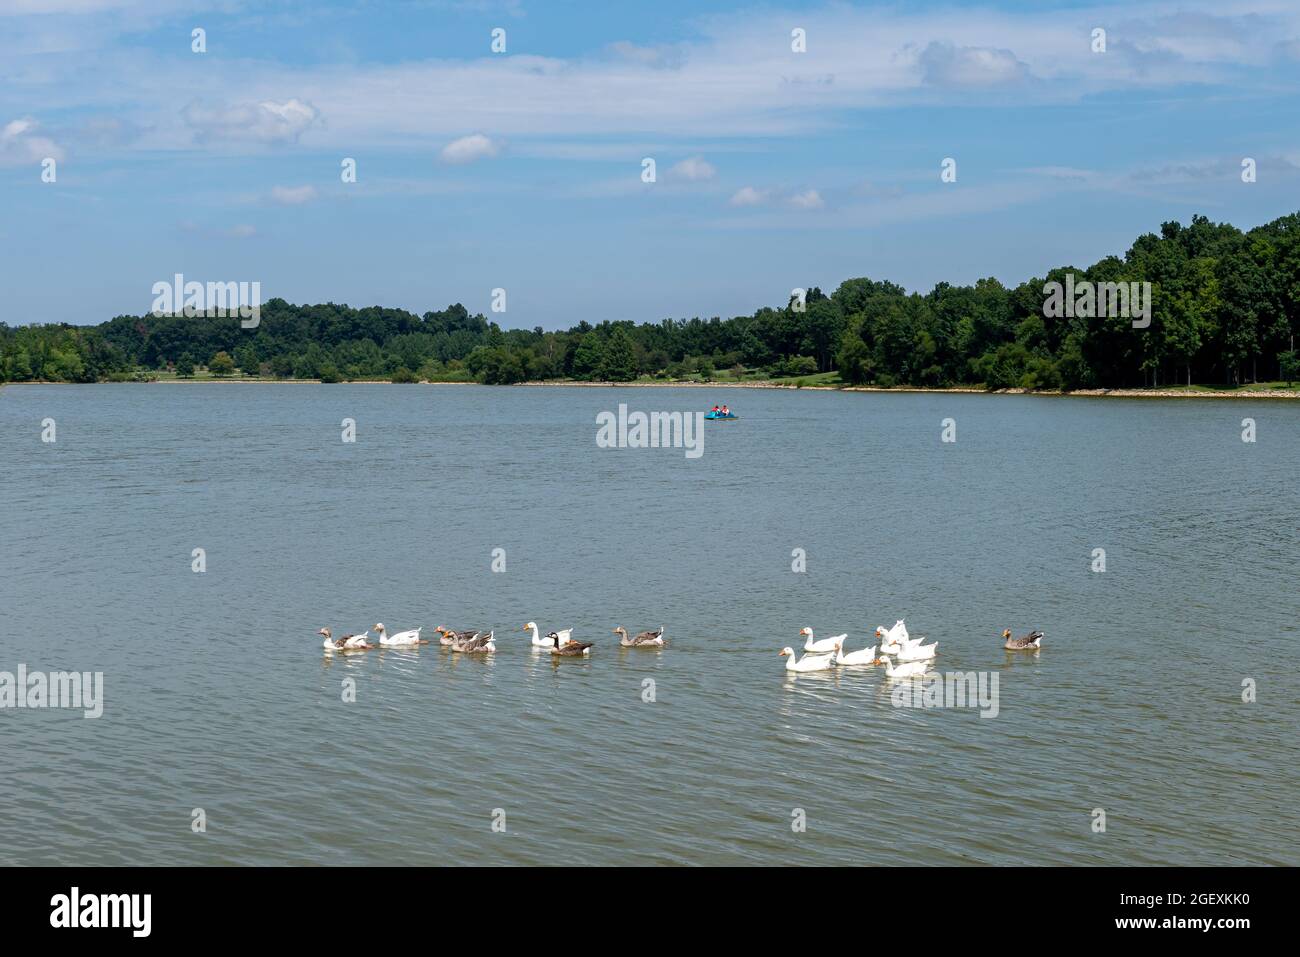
[1,383,1297,865]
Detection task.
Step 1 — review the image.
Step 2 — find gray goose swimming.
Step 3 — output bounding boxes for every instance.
[450,630,496,654]
[613,625,665,647]
[1002,629,1044,650]
[436,626,478,647]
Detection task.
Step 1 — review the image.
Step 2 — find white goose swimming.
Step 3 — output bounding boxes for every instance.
[895,639,938,661]
[874,654,930,679]
[876,621,923,655]
[374,622,423,646]
[780,646,835,672]
[800,627,845,655]
[833,639,877,666]
[523,622,571,648]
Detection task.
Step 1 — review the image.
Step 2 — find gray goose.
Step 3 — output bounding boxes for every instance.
[436,626,478,647]
[613,625,665,647]
[1002,629,1044,650]
[451,630,496,654]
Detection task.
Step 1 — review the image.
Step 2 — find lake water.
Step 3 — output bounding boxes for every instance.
[1,383,1296,866]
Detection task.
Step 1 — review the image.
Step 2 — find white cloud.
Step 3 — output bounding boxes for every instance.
[670,156,715,181]
[439,133,500,164]
[7,2,1300,154]
[270,184,318,205]
[182,98,319,145]
[729,186,769,207]
[0,117,64,166]
[788,189,825,210]
[917,42,1031,87]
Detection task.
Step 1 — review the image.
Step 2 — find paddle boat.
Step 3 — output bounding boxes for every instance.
[705,409,738,420]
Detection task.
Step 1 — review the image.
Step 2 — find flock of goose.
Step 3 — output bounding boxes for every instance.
[316,621,665,657]
[780,622,1044,675]
[316,620,1043,673]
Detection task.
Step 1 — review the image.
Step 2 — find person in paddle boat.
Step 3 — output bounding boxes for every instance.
[721,405,730,416]
[711,405,720,414]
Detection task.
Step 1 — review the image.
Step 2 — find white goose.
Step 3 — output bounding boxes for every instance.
[800,627,844,655]
[895,639,938,661]
[780,647,835,673]
[874,654,929,679]
[523,622,571,648]
[375,622,423,646]
[834,639,877,666]
[876,621,920,656]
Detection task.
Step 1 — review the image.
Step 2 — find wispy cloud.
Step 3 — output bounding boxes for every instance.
[9,2,1300,156]
[0,117,63,166]
[181,98,320,146]
[730,185,770,207]
[269,184,318,205]
[670,156,715,181]
[439,133,501,164]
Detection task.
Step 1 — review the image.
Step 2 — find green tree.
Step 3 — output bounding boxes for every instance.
[571,331,604,379]
[234,343,260,377]
[599,326,638,381]
[1280,350,1298,387]
[836,334,873,385]
[175,354,196,377]
[208,350,235,376]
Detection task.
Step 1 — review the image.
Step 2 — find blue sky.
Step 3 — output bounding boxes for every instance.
[3,0,1300,329]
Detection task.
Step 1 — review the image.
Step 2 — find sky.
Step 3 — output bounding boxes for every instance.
[3,0,1300,329]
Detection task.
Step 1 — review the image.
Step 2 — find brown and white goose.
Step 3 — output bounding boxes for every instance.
[613,626,665,647]
[318,627,372,651]
[551,633,594,657]
[1002,629,1044,650]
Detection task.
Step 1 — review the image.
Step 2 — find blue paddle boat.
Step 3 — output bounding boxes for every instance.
[705,409,738,420]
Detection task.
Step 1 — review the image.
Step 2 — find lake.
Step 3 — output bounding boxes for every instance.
[1,383,1296,865]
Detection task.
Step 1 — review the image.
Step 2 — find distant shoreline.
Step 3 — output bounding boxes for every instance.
[5,378,1298,399]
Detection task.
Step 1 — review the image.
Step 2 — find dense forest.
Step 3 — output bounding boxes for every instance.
[3,212,1299,389]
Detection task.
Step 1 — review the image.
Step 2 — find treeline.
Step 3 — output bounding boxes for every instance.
[3,212,1298,389]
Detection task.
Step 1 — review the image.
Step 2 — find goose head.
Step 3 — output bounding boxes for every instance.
[779,647,794,657]
[1001,629,1012,639]
[373,623,386,636]
[522,621,537,634]
[874,626,886,639]
[612,626,627,636]
[317,627,331,639]
[799,627,812,638]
